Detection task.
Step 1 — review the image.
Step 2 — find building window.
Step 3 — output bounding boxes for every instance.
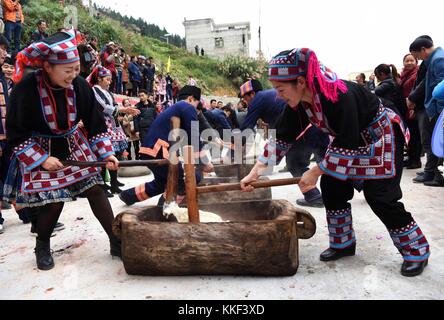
[242,34,246,45]
[215,37,224,48]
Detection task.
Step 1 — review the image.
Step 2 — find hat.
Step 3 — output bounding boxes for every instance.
[86,65,112,87]
[239,79,263,97]
[138,55,146,60]
[178,85,201,101]
[268,48,347,126]
[13,29,81,83]
[98,66,112,78]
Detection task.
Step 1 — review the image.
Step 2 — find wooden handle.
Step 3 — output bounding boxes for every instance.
[183,146,200,223]
[61,160,169,168]
[165,117,181,204]
[196,177,301,194]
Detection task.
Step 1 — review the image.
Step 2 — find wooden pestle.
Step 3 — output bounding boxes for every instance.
[183,145,200,223]
[196,177,301,194]
[164,117,181,205]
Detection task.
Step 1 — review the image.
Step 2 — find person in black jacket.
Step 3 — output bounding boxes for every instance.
[134,90,157,144]
[30,20,49,44]
[241,48,430,277]
[374,64,406,116]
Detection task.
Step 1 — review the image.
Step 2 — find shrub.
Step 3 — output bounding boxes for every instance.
[218,55,269,87]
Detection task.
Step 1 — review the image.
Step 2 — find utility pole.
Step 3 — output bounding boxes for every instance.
[258,0,263,59]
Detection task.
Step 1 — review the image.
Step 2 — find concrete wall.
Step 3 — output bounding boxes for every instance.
[183,18,251,59]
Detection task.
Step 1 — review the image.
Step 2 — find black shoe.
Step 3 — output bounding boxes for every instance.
[21,218,31,224]
[54,222,65,232]
[103,184,111,190]
[296,197,324,208]
[116,180,125,187]
[406,161,422,170]
[110,236,122,258]
[320,244,356,261]
[119,193,136,206]
[157,195,165,208]
[401,259,428,277]
[101,186,114,198]
[423,177,444,187]
[412,172,435,183]
[35,239,55,271]
[110,186,123,194]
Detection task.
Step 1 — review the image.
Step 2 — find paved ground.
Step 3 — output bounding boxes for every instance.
[0,160,443,300]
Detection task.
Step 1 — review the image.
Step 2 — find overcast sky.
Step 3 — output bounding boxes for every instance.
[91,0,444,78]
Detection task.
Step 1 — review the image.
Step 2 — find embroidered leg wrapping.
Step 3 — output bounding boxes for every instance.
[388,221,430,262]
[327,206,356,249]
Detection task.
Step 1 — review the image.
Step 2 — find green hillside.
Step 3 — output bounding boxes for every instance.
[20,0,238,95]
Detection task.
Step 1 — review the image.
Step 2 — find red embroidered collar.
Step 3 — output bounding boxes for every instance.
[36,70,77,134]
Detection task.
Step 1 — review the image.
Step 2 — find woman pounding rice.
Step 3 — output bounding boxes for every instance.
[4,30,122,271]
[241,48,430,277]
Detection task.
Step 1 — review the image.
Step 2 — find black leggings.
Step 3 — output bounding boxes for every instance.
[31,185,115,242]
[320,127,414,230]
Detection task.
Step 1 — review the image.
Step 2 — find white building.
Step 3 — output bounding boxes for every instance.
[183,18,251,59]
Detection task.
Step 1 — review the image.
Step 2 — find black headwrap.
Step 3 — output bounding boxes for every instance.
[409,36,434,52]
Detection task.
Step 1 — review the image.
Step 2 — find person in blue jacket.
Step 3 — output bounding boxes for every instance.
[410,36,444,187]
[431,79,444,158]
[211,105,233,139]
[119,86,214,206]
[128,56,142,97]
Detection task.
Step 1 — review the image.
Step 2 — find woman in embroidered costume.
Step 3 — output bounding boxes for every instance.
[88,66,140,195]
[4,30,122,271]
[241,48,430,277]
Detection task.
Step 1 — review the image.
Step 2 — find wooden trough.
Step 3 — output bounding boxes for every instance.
[113,199,316,276]
[212,163,255,180]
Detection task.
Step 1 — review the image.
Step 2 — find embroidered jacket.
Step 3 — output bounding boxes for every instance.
[93,85,127,143]
[259,81,409,180]
[6,71,114,192]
